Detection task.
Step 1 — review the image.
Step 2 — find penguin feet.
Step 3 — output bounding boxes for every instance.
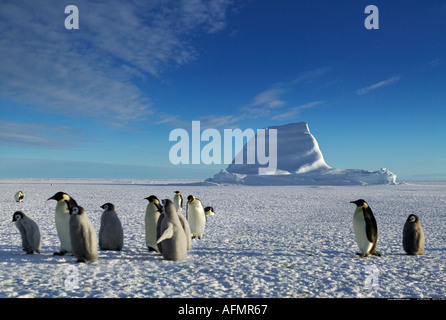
[356,251,381,258]
[53,250,67,256]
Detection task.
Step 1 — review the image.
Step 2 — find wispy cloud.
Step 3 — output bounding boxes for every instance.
[292,67,331,84]
[0,120,82,149]
[241,67,329,119]
[242,86,288,118]
[0,0,233,124]
[356,76,401,95]
[199,115,242,129]
[271,101,323,120]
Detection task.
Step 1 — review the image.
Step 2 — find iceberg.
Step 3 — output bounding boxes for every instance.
[206,122,397,185]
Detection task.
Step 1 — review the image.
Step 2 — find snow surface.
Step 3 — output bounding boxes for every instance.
[208,122,398,185]
[0,178,445,298]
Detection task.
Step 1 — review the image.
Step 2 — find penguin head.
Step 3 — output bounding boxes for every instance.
[187,195,195,203]
[204,206,215,215]
[163,199,175,213]
[144,195,160,204]
[174,191,181,195]
[350,199,368,208]
[48,191,70,201]
[12,211,24,222]
[406,214,419,223]
[145,195,163,212]
[68,205,85,216]
[101,203,115,212]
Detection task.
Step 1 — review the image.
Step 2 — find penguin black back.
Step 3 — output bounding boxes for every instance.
[350,199,378,244]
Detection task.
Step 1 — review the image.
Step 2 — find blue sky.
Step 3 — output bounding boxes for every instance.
[0,0,445,180]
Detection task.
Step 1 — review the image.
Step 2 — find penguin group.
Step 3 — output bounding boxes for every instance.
[8,190,426,263]
[350,199,425,257]
[144,191,210,261]
[9,190,215,263]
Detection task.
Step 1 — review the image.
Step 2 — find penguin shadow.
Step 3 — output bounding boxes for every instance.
[0,245,69,265]
[97,247,165,262]
[192,246,266,258]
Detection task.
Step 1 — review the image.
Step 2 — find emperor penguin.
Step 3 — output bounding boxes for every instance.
[173,191,183,214]
[156,199,188,261]
[14,191,24,203]
[12,211,41,254]
[204,206,215,217]
[350,199,380,257]
[159,199,191,251]
[403,214,425,255]
[187,195,206,239]
[144,195,162,252]
[99,203,124,251]
[68,204,98,263]
[48,192,77,255]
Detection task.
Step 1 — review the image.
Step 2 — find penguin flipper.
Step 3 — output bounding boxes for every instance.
[157,225,174,244]
[363,207,378,244]
[80,224,95,256]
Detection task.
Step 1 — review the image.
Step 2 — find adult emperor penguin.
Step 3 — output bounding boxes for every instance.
[68,204,98,263]
[48,192,78,255]
[187,195,206,239]
[403,214,425,255]
[157,199,188,261]
[12,211,41,254]
[144,195,162,252]
[14,191,24,203]
[99,203,124,251]
[350,199,380,257]
[204,206,215,217]
[173,191,183,214]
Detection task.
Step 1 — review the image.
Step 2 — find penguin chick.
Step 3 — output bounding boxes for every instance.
[68,205,98,263]
[403,214,425,255]
[157,199,188,261]
[99,203,124,251]
[160,198,191,251]
[350,199,380,257]
[12,211,41,254]
[187,195,206,240]
[48,192,77,255]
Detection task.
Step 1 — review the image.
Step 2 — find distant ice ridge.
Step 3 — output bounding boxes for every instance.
[206,122,397,186]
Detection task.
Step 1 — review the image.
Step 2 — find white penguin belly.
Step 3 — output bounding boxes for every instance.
[145,210,160,249]
[189,207,205,237]
[55,204,72,252]
[353,210,373,255]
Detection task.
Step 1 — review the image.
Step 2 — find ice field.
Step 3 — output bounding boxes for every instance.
[0,179,445,298]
